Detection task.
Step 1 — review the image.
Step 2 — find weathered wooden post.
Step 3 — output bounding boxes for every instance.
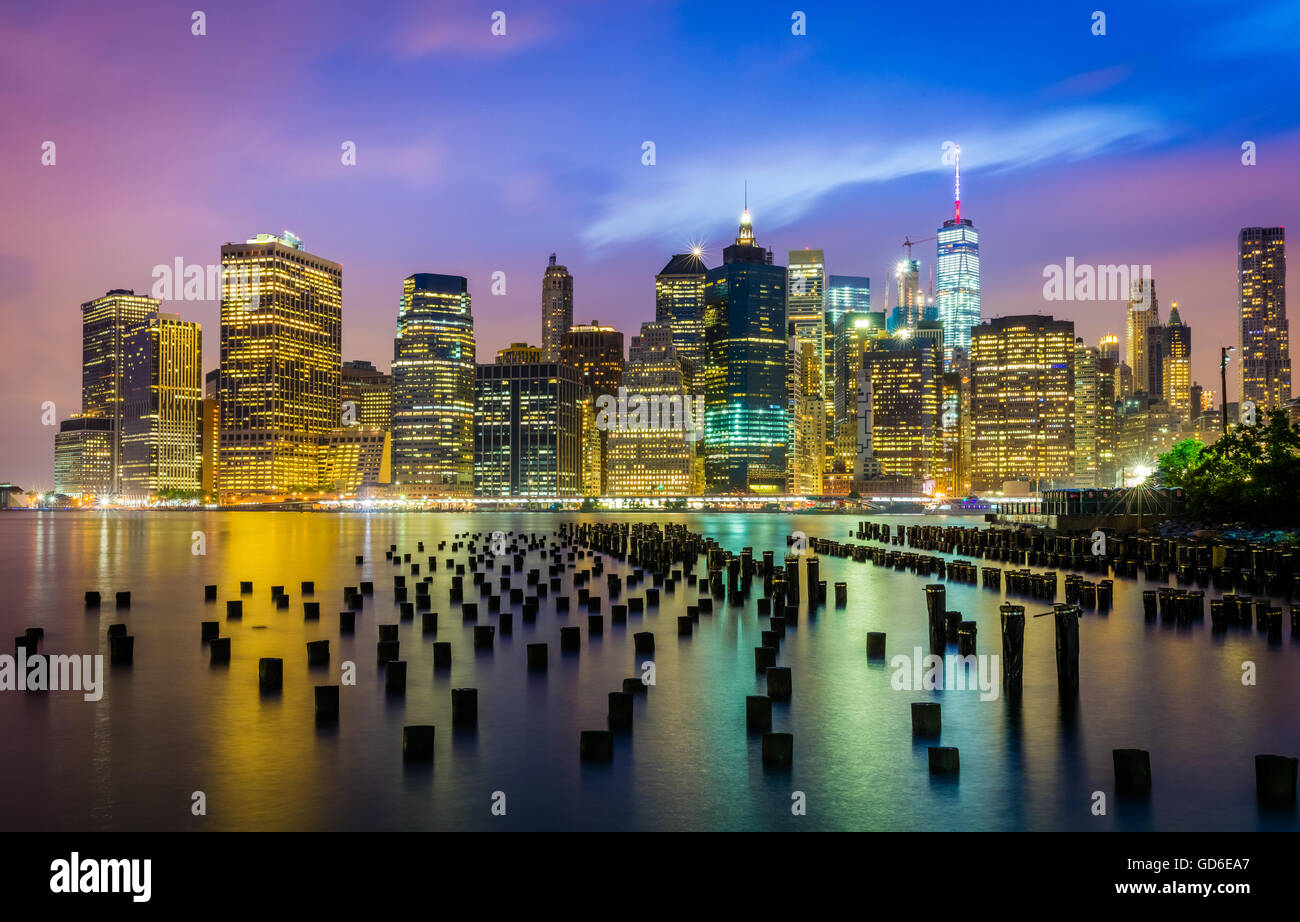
[1000,603,1025,699]
[1054,604,1079,698]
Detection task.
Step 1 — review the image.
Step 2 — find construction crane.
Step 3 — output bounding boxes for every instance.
[901,235,936,260]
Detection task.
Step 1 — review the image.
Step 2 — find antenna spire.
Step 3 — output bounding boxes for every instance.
[953,144,961,223]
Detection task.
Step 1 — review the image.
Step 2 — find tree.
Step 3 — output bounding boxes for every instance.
[1164,410,1300,526]
[1156,437,1205,487]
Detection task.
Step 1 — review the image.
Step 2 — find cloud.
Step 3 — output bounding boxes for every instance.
[582,107,1169,249]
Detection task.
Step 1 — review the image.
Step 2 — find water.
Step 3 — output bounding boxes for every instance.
[1,511,1296,831]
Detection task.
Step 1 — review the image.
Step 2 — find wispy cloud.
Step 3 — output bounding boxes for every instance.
[582,107,1169,249]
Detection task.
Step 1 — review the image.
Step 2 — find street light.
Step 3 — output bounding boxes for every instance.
[1219,345,1235,434]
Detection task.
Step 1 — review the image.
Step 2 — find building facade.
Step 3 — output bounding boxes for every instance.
[970,315,1075,493]
[120,313,203,497]
[81,288,160,493]
[702,208,787,493]
[390,273,475,497]
[473,359,581,497]
[655,252,708,382]
[217,232,342,497]
[1238,227,1290,411]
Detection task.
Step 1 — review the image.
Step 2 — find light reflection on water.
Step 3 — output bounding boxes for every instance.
[1,510,1296,831]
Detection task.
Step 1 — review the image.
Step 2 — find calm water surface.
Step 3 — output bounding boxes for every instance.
[1,511,1296,831]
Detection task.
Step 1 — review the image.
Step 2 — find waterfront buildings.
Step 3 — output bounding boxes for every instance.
[120,312,203,497]
[970,315,1076,493]
[702,207,788,493]
[655,252,708,382]
[80,288,160,493]
[342,359,393,431]
[606,322,694,496]
[473,355,581,497]
[217,232,342,498]
[390,273,476,497]
[1238,227,1290,411]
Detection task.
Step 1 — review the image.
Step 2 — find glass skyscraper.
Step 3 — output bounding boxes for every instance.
[702,208,787,493]
[391,273,476,497]
[936,217,980,362]
[655,252,708,382]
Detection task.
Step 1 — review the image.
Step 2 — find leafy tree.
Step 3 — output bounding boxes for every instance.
[1163,410,1300,526]
[1155,437,1205,487]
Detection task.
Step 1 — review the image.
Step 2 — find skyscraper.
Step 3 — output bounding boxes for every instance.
[474,356,581,496]
[970,315,1075,493]
[1238,227,1290,411]
[825,275,871,479]
[201,369,219,496]
[390,273,476,497]
[541,254,573,362]
[81,288,160,493]
[560,321,624,494]
[655,252,708,381]
[120,312,203,497]
[218,232,342,498]
[1162,303,1191,421]
[935,148,980,362]
[891,258,922,331]
[832,311,886,483]
[54,417,114,498]
[1125,277,1159,398]
[606,322,694,496]
[702,206,787,493]
[1073,338,1116,488]
[787,249,826,490]
[855,333,943,490]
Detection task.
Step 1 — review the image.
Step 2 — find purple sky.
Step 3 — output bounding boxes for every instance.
[2,0,1297,488]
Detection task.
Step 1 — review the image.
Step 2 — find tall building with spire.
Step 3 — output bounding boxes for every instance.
[655,251,708,382]
[891,258,922,332]
[541,254,573,362]
[702,204,787,492]
[1238,227,1290,411]
[1163,303,1191,421]
[935,144,981,363]
[390,273,476,496]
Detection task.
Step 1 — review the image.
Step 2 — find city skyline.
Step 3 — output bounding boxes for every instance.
[4,0,1299,488]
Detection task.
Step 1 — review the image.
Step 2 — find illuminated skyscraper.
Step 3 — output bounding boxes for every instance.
[474,357,581,497]
[825,276,871,482]
[832,312,886,482]
[1099,333,1124,400]
[120,312,203,497]
[342,359,393,430]
[541,254,573,362]
[935,147,980,362]
[1162,304,1191,421]
[787,324,823,494]
[787,249,826,489]
[1238,227,1290,410]
[702,206,787,493]
[855,333,943,490]
[1125,277,1159,397]
[391,274,476,497]
[54,416,114,498]
[891,258,922,331]
[655,252,708,381]
[1073,338,1116,488]
[606,322,694,496]
[218,232,342,498]
[560,321,624,493]
[497,343,543,364]
[81,288,160,493]
[970,315,1075,492]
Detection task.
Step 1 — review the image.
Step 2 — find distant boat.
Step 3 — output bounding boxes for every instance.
[925,496,994,516]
